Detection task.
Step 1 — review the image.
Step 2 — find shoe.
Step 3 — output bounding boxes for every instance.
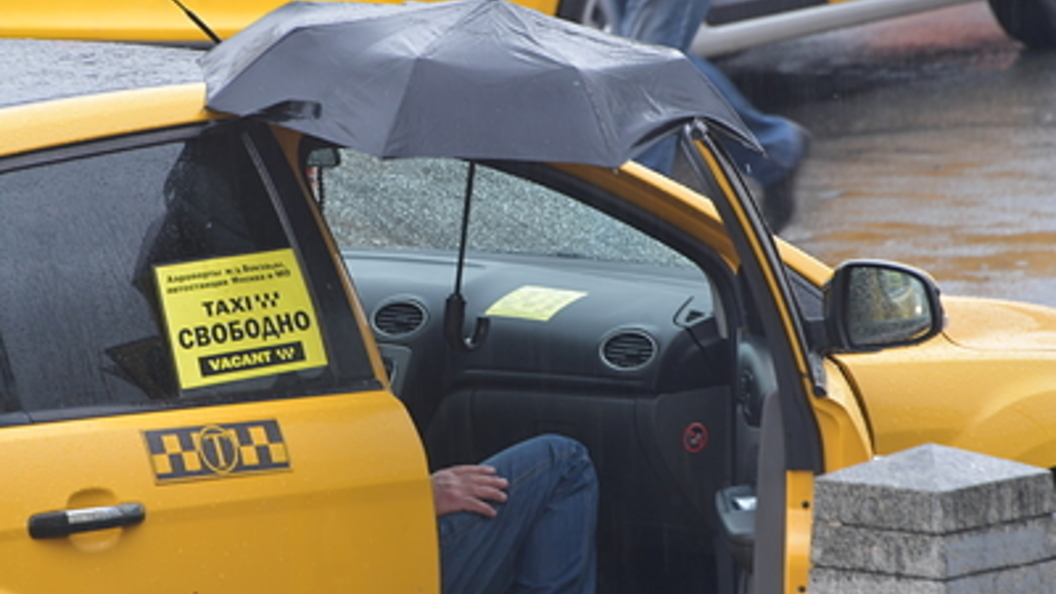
[761,170,797,233]
[761,124,810,233]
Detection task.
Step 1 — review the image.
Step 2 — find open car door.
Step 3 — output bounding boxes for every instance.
[683,127,877,593]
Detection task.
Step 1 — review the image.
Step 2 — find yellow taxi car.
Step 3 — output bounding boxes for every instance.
[3,8,1056,594]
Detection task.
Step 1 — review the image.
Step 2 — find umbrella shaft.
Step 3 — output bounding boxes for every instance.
[453,162,476,296]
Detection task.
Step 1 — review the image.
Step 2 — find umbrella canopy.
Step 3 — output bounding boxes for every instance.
[201,0,758,167]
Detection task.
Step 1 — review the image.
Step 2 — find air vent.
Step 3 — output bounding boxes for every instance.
[372,300,427,338]
[600,330,657,370]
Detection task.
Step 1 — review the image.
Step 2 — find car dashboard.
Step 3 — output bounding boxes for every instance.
[343,248,730,400]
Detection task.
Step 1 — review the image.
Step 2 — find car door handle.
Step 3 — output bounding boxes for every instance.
[28,502,145,539]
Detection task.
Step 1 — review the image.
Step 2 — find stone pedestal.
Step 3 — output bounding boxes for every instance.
[809,444,1056,594]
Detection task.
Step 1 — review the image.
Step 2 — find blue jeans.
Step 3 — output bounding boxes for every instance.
[612,0,805,185]
[439,435,598,594]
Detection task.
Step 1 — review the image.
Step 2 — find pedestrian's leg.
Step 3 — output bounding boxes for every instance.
[438,435,598,594]
[632,55,806,180]
[612,0,716,175]
[690,56,806,187]
[614,0,712,49]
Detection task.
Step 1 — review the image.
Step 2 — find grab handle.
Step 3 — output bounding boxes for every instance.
[29,502,145,539]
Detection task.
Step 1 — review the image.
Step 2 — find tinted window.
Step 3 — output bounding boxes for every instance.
[0,124,373,421]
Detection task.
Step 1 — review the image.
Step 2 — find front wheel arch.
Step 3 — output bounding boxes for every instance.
[989,0,1056,49]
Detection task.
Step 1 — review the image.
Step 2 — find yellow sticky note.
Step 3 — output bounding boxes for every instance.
[485,285,587,322]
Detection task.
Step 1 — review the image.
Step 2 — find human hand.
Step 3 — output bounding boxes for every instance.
[431,465,509,518]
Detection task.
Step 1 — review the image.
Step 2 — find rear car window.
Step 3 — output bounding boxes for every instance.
[0,122,376,423]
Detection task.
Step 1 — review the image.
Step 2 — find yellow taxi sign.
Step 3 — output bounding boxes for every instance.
[154,249,328,389]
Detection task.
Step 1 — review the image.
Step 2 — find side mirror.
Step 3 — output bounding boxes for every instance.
[823,260,944,352]
[306,147,342,168]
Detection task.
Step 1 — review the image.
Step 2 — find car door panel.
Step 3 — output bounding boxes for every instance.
[0,391,433,592]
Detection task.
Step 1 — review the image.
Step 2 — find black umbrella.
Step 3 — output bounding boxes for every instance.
[200,0,757,167]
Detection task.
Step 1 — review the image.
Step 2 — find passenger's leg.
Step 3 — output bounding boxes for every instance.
[439,434,598,594]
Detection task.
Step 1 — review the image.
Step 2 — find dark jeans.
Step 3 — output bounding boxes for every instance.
[439,435,598,594]
[613,0,806,185]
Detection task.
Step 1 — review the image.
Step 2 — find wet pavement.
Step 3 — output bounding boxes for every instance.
[717,1,1056,307]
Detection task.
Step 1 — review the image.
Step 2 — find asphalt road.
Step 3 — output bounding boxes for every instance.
[716,1,1056,307]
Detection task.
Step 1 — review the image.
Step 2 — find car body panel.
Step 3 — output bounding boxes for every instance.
[813,359,873,471]
[774,258,1056,471]
[943,296,1056,352]
[834,334,1056,468]
[0,391,435,593]
[783,469,815,594]
[771,238,1056,473]
[1,0,561,43]
[1,84,210,157]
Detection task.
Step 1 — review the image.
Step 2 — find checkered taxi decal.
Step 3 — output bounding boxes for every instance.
[144,420,290,483]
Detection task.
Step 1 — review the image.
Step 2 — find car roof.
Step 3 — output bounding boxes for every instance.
[0,38,204,108]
